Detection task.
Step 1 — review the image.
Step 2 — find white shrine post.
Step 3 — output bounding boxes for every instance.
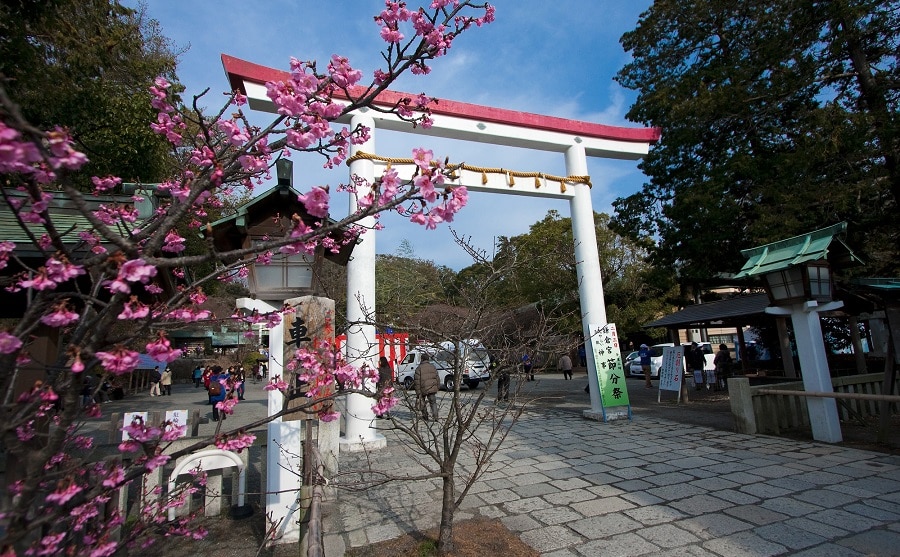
[236,297,303,541]
[222,54,659,425]
[566,145,609,416]
[341,111,386,451]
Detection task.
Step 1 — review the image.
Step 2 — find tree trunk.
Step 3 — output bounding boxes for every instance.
[437,474,456,554]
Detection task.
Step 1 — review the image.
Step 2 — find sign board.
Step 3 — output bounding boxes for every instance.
[588,323,630,411]
[122,411,148,441]
[164,409,189,438]
[658,345,685,393]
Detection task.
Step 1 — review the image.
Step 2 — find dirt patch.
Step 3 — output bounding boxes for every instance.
[344,518,538,557]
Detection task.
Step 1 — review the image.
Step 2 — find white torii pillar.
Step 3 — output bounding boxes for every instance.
[566,145,609,416]
[341,111,386,452]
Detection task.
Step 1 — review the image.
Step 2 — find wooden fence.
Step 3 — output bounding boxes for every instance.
[730,372,900,435]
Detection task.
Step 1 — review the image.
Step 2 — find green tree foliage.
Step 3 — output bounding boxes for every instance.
[462,210,674,339]
[0,0,181,187]
[375,240,454,327]
[612,0,900,280]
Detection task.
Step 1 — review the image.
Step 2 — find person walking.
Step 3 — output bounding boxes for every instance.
[149,366,162,396]
[522,354,534,381]
[687,342,706,391]
[558,352,573,380]
[376,356,393,418]
[639,344,652,388]
[494,356,511,402]
[160,367,173,396]
[714,344,733,392]
[208,365,229,421]
[192,364,203,388]
[413,353,439,422]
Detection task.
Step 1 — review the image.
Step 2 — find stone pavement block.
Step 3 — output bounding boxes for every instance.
[364,522,403,544]
[754,521,827,550]
[847,500,900,521]
[531,505,584,525]
[688,476,740,492]
[764,475,817,493]
[654,546,720,557]
[807,508,885,532]
[579,532,659,556]
[738,482,792,498]
[843,476,900,494]
[623,504,686,526]
[799,470,854,486]
[751,464,803,478]
[675,513,753,540]
[611,478,655,492]
[646,483,707,501]
[500,513,541,533]
[544,488,596,505]
[322,533,346,557]
[638,522,700,548]
[550,477,592,491]
[585,484,626,498]
[478,489,520,505]
[701,529,787,557]
[621,491,665,506]
[504,496,554,514]
[789,543,868,557]
[543,466,585,480]
[514,471,553,485]
[607,467,650,480]
[670,494,732,516]
[784,516,849,539]
[519,524,583,552]
[478,504,506,519]
[835,529,900,556]
[570,496,635,517]
[542,549,579,557]
[759,495,825,516]
[710,488,760,505]
[794,487,858,508]
[666,456,721,471]
[513,482,557,498]
[644,471,695,487]
[569,513,643,539]
[724,504,789,525]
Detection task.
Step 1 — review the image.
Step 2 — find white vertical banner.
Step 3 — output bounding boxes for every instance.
[658,345,684,393]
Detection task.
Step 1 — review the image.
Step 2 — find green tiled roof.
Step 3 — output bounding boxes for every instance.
[734,222,864,278]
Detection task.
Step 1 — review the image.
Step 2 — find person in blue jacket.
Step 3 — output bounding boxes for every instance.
[208,365,229,421]
[639,344,652,388]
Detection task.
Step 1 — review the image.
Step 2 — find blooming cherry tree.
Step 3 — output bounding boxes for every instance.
[0,1,493,554]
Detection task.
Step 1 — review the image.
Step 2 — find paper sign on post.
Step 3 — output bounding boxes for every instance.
[164,409,189,438]
[659,345,685,392]
[122,411,148,441]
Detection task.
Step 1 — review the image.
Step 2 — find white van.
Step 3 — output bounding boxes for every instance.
[628,342,715,379]
[396,343,491,390]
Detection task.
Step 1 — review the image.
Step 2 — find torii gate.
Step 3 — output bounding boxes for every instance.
[222,55,660,449]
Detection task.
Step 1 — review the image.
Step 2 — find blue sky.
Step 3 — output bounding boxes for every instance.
[134,1,654,270]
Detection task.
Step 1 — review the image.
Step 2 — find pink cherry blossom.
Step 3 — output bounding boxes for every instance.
[0,331,23,354]
[95,346,140,374]
[298,187,330,218]
[146,333,182,362]
[39,303,80,327]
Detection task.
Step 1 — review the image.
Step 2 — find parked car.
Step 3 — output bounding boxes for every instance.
[396,343,491,390]
[628,342,715,379]
[622,350,640,371]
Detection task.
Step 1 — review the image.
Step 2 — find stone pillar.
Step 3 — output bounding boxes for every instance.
[566,144,606,415]
[768,302,843,443]
[342,111,385,451]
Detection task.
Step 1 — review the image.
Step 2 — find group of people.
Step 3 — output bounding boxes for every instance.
[148,365,172,396]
